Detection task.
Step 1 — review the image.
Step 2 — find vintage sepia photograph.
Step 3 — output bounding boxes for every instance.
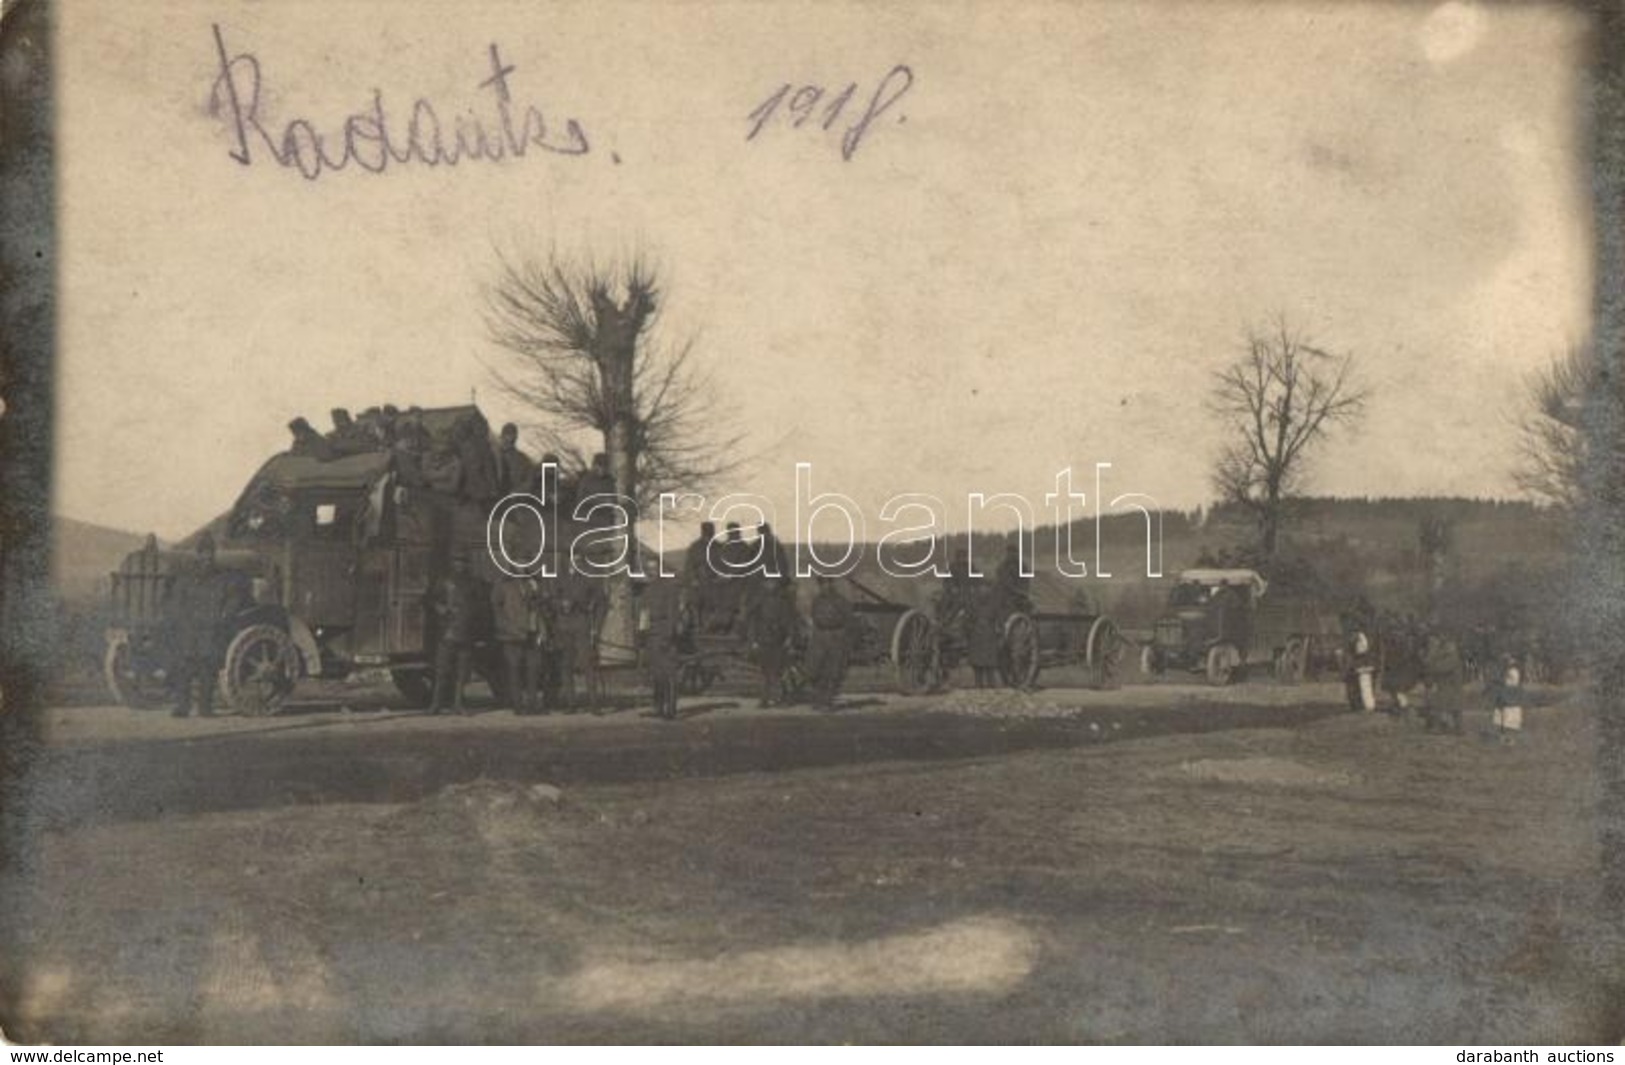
[2,0,1624,1046]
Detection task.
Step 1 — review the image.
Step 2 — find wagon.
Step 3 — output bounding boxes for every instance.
[850,576,1125,694]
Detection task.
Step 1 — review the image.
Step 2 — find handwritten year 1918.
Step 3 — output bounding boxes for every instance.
[745,65,914,161]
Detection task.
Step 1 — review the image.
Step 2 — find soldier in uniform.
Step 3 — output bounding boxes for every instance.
[491,572,545,714]
[552,565,603,711]
[642,583,685,720]
[807,576,854,711]
[936,548,975,655]
[967,578,1002,689]
[993,541,1033,617]
[715,522,752,631]
[1422,629,1466,735]
[744,579,797,708]
[428,554,487,715]
[167,533,233,718]
[758,522,792,585]
[493,422,535,498]
[455,413,499,503]
[287,417,335,461]
[684,521,719,632]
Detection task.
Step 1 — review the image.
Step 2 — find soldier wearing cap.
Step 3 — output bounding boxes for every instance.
[493,422,535,497]
[428,554,488,715]
[167,533,234,718]
[807,575,854,711]
[492,571,546,715]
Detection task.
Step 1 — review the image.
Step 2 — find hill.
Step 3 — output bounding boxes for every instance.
[52,515,152,607]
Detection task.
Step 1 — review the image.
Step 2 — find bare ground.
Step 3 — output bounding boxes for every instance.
[0,683,1618,1044]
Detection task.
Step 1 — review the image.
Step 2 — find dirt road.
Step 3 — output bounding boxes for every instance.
[1,683,1618,1043]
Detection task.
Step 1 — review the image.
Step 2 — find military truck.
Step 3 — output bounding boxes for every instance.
[1138,568,1268,685]
[103,405,574,715]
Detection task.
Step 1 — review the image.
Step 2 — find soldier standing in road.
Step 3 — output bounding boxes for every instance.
[167,533,232,718]
[1422,630,1466,735]
[745,579,797,708]
[642,583,685,721]
[552,565,603,711]
[492,572,544,715]
[428,554,487,715]
[807,576,854,711]
[967,579,1002,690]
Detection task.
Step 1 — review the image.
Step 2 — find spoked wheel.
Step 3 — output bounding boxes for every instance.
[891,608,941,694]
[392,669,435,708]
[221,624,299,716]
[103,631,169,709]
[1086,616,1123,691]
[998,613,1041,690]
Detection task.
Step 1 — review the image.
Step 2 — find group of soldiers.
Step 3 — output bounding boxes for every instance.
[425,552,606,716]
[288,405,616,513]
[646,521,854,715]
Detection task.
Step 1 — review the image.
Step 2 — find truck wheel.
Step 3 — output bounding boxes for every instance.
[392,670,435,708]
[103,631,167,709]
[221,624,299,716]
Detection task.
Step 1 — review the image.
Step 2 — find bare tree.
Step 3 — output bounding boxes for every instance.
[483,247,741,662]
[1514,344,1594,509]
[1209,320,1367,559]
[483,248,740,509]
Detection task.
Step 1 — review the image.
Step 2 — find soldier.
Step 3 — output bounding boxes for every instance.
[428,554,487,715]
[642,583,685,720]
[715,522,752,631]
[167,533,233,718]
[552,565,602,711]
[993,541,1033,617]
[1422,630,1466,735]
[455,413,499,503]
[758,522,792,585]
[491,572,544,714]
[327,408,374,456]
[745,579,797,708]
[493,422,535,497]
[391,408,431,487]
[684,521,719,631]
[287,417,335,461]
[936,548,975,653]
[807,576,854,711]
[967,579,1002,690]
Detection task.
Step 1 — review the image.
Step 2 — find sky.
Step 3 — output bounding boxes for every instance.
[53,0,1594,541]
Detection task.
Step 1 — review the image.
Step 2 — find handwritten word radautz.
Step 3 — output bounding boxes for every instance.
[745,65,914,161]
[208,24,593,181]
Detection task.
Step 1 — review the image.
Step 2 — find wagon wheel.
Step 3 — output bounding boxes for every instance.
[890,608,940,694]
[999,613,1041,691]
[1085,616,1123,691]
[103,631,169,709]
[221,623,298,716]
